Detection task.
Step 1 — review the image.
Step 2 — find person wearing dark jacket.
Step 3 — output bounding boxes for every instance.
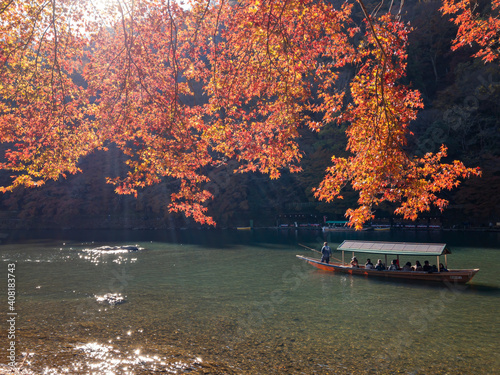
[423,260,433,272]
[375,259,385,271]
[321,242,331,264]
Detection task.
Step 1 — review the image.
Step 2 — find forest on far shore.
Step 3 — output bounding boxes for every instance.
[0,0,499,231]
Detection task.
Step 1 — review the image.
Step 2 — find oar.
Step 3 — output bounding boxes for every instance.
[298,243,343,263]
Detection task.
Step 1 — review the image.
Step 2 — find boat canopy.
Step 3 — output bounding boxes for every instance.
[337,240,451,256]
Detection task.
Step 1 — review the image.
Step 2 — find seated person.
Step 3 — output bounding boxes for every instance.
[413,260,423,271]
[350,257,359,268]
[365,258,374,269]
[388,259,399,271]
[401,262,412,271]
[439,263,449,272]
[422,260,433,272]
[375,259,385,271]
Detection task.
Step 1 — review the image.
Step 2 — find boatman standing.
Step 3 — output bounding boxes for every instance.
[321,242,331,264]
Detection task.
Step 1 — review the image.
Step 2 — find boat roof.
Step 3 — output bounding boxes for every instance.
[337,240,451,256]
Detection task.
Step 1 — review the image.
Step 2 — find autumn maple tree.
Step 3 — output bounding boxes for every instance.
[0,0,485,228]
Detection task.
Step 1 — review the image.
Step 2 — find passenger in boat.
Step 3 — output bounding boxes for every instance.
[365,259,374,269]
[439,263,449,272]
[423,260,433,272]
[320,242,331,264]
[388,259,399,271]
[402,262,412,271]
[413,260,423,271]
[375,259,385,271]
[350,257,359,268]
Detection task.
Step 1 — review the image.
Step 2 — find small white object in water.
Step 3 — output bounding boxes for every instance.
[95,293,126,305]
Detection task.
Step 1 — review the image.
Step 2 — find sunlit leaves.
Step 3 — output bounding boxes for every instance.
[203,0,353,179]
[0,0,481,227]
[441,0,500,62]
[313,13,480,229]
[0,0,100,192]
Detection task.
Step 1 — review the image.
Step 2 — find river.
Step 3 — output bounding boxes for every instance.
[1,229,499,374]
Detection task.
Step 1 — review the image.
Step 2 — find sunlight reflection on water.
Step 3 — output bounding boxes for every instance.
[32,342,195,374]
[79,245,142,265]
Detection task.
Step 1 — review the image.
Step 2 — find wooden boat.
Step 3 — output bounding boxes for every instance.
[297,240,479,284]
[322,221,371,231]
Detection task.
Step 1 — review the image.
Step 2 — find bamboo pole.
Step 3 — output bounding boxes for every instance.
[297,243,342,263]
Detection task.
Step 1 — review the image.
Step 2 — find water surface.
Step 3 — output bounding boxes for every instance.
[1,229,499,374]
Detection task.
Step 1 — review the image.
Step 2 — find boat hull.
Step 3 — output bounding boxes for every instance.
[296,255,479,284]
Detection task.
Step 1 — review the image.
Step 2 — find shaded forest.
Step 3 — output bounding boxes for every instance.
[0,0,499,230]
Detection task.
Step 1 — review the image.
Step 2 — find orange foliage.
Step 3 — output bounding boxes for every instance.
[313,13,480,229]
[0,0,100,190]
[0,0,481,228]
[441,0,500,62]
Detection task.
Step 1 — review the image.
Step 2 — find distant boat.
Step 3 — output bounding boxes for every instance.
[297,240,479,284]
